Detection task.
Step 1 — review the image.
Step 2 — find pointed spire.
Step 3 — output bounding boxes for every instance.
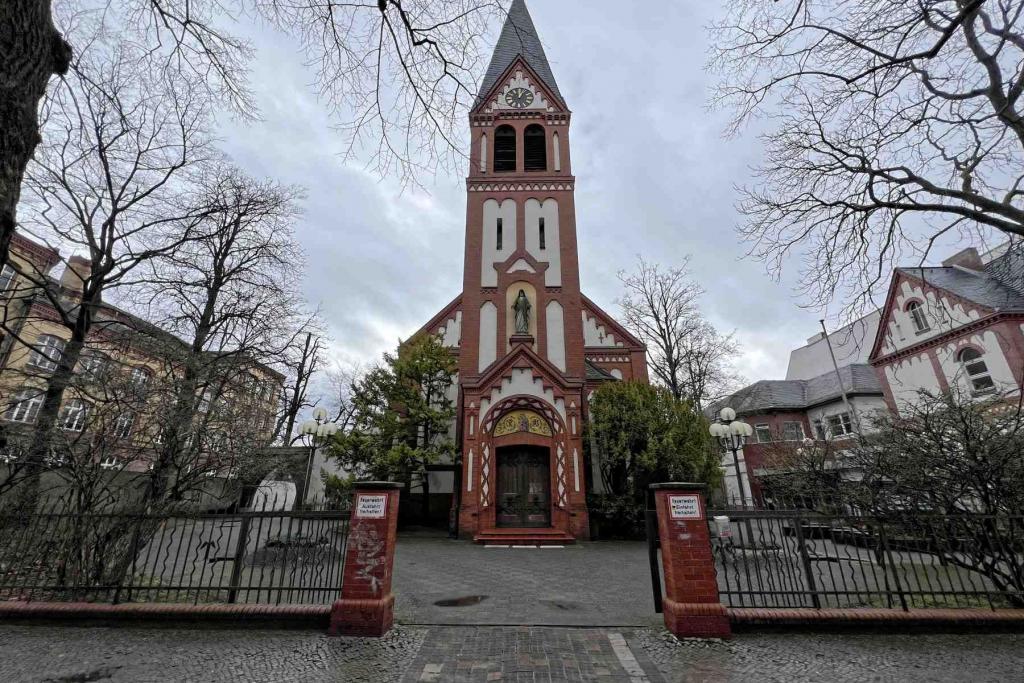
[476,0,562,107]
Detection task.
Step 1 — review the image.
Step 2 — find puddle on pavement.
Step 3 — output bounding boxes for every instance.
[434,595,488,607]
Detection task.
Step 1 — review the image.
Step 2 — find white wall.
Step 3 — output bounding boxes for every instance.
[885,352,943,412]
[582,311,624,347]
[545,300,566,371]
[787,311,880,380]
[525,198,561,286]
[880,279,982,355]
[479,367,566,422]
[935,330,1017,395]
[479,302,498,371]
[437,311,462,348]
[482,199,516,287]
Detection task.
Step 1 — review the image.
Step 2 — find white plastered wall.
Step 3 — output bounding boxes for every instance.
[482,199,517,287]
[437,311,462,348]
[479,367,566,422]
[881,279,982,355]
[525,198,561,286]
[582,312,624,347]
[479,302,498,372]
[935,330,1017,395]
[546,301,566,371]
[885,352,943,413]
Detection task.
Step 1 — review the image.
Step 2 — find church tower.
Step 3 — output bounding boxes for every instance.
[416,0,647,542]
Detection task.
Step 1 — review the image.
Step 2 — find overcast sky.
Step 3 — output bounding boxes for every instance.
[213,1,874,385]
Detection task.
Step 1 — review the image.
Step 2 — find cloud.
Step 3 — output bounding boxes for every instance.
[218,1,828,386]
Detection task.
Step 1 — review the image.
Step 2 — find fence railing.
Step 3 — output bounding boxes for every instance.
[708,508,1024,610]
[0,498,351,605]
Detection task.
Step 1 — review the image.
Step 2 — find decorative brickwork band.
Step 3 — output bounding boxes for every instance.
[329,482,402,637]
[651,483,732,639]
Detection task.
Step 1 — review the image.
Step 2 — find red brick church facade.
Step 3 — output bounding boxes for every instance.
[414,0,647,542]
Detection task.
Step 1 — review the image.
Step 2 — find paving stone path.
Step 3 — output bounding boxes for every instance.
[393,535,661,627]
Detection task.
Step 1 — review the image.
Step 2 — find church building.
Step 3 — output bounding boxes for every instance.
[414,0,647,543]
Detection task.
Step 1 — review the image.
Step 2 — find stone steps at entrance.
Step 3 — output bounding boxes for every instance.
[473,528,576,546]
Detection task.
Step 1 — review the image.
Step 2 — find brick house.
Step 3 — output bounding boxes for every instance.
[868,245,1024,414]
[411,0,647,543]
[714,240,1023,505]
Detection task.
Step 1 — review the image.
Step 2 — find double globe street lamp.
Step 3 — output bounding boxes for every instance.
[299,407,339,508]
[709,407,754,509]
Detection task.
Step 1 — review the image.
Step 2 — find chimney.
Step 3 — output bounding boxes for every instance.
[60,255,91,293]
[942,247,984,271]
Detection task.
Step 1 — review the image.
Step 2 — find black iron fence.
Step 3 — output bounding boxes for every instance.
[708,508,1024,610]
[0,498,351,605]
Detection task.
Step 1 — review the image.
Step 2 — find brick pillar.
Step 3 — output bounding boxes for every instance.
[651,483,731,639]
[329,482,402,637]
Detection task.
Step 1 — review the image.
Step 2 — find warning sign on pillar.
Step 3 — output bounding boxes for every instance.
[355,494,388,519]
[668,494,702,520]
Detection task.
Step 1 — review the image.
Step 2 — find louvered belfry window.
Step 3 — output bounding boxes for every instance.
[524,124,547,171]
[494,125,516,172]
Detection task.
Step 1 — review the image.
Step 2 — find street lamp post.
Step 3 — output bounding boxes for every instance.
[709,407,754,509]
[299,407,339,508]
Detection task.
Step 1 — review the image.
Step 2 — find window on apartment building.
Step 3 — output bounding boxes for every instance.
[114,412,135,439]
[812,419,827,440]
[58,399,90,432]
[754,424,772,443]
[29,334,66,372]
[99,455,121,469]
[130,367,151,396]
[5,388,43,424]
[78,350,111,380]
[198,387,214,413]
[826,413,854,438]
[907,301,931,334]
[959,348,996,394]
[782,421,805,442]
[0,264,15,294]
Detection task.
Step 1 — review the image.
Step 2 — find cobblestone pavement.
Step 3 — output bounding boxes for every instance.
[2,624,1023,683]
[394,535,661,626]
[636,630,1024,683]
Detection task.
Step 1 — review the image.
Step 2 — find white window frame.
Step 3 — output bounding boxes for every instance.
[30,334,66,372]
[59,399,90,432]
[907,301,931,334]
[0,264,15,294]
[826,412,854,438]
[99,454,121,469]
[78,350,111,378]
[959,348,996,395]
[114,412,135,439]
[754,424,773,443]
[781,421,805,442]
[5,389,43,424]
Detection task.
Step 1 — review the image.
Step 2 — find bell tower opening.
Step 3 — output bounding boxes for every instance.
[524,124,547,171]
[494,125,517,172]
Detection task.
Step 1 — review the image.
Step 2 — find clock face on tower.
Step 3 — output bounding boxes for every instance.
[505,87,535,109]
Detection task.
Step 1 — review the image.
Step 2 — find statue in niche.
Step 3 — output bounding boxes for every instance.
[512,289,531,335]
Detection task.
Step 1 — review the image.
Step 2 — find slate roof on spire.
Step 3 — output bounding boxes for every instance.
[476,0,562,107]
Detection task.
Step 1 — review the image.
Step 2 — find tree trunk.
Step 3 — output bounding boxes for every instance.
[0,0,71,270]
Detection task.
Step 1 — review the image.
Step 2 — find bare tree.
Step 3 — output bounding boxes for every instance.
[2,0,508,272]
[710,0,1024,314]
[274,327,327,445]
[618,258,743,413]
[7,39,215,498]
[135,165,303,506]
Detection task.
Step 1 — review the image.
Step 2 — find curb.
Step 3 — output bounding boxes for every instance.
[0,602,331,629]
[728,607,1024,633]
